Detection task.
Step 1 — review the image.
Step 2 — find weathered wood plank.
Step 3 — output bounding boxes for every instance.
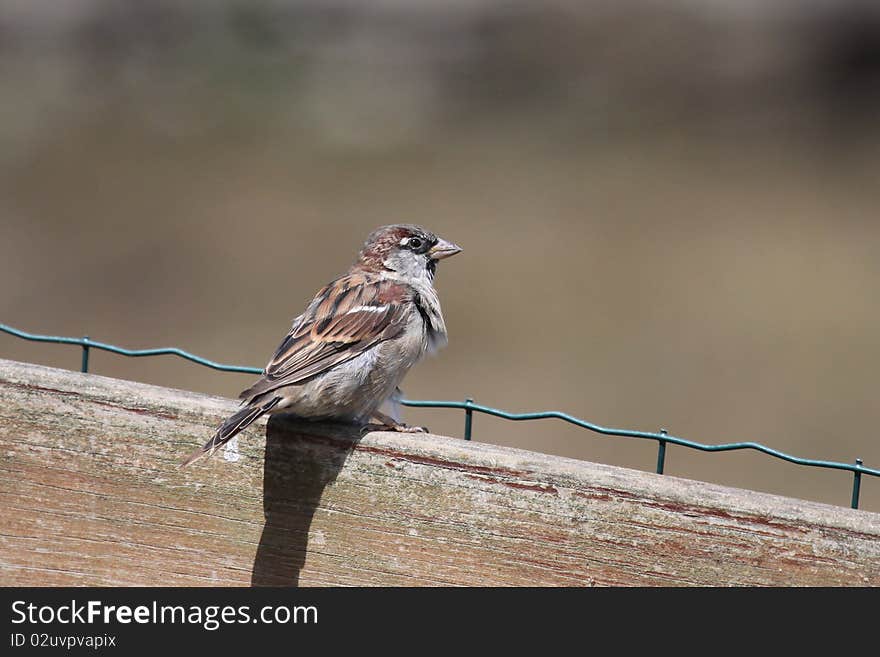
[0,358,877,586]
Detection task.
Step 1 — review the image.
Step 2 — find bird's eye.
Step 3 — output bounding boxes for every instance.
[408,237,423,250]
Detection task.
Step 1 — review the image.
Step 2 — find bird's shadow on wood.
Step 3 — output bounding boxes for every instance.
[250,415,361,586]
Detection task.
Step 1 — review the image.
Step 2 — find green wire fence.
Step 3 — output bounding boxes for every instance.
[1,322,876,510]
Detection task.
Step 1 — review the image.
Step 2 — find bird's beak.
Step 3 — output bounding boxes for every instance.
[427,238,462,260]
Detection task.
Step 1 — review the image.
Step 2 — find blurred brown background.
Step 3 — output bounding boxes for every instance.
[2,1,879,511]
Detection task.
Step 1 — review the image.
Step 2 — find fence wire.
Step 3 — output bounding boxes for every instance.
[1,322,876,510]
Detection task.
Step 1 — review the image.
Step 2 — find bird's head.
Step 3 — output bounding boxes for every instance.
[357,224,461,280]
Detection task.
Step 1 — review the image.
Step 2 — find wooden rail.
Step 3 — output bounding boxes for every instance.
[0,358,877,586]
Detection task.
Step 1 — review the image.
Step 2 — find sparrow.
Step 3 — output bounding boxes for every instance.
[182,224,461,466]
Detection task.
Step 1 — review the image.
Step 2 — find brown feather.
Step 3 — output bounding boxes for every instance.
[237,273,411,402]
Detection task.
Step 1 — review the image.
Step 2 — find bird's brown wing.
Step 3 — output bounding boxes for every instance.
[238,273,412,401]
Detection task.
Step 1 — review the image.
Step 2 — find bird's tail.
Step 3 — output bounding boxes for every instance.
[180,396,282,467]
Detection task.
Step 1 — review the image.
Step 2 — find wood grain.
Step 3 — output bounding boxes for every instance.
[0,358,878,586]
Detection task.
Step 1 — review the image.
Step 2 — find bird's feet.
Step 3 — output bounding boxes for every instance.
[395,423,429,433]
[361,411,428,435]
[361,422,428,435]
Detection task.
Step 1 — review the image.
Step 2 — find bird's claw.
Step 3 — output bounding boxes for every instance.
[396,424,429,434]
[361,423,428,435]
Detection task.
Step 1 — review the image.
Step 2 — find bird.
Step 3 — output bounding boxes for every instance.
[181,224,461,467]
